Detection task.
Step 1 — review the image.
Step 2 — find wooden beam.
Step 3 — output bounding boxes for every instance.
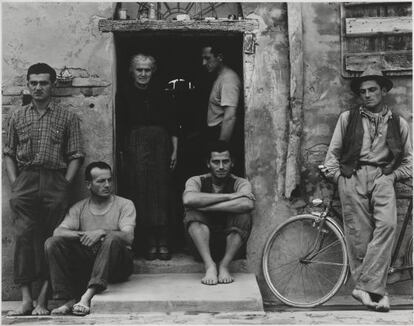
[98,19,258,33]
[343,2,409,7]
[345,51,412,71]
[285,3,304,198]
[346,17,412,36]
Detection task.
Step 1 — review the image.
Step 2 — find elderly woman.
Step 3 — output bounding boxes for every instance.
[120,54,178,260]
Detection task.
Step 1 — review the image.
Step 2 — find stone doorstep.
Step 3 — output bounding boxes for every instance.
[133,253,248,274]
[91,273,264,314]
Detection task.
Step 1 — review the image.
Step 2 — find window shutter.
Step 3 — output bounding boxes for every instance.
[341,2,412,77]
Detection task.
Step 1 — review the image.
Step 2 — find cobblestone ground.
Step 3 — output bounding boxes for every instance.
[2,307,412,325]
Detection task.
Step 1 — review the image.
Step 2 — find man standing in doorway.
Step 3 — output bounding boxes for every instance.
[183,140,254,285]
[45,162,135,316]
[201,44,241,143]
[323,67,412,312]
[3,63,84,315]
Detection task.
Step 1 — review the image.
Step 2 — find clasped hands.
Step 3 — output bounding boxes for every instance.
[77,229,106,247]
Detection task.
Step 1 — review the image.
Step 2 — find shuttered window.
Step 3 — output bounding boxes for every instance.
[341,2,412,77]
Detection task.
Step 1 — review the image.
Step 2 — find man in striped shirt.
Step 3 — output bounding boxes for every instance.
[4,63,84,316]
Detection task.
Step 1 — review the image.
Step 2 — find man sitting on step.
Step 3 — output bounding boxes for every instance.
[45,161,136,316]
[183,140,254,285]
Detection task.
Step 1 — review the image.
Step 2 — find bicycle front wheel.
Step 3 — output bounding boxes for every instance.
[262,214,348,307]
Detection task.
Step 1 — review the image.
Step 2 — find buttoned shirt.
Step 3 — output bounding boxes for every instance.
[3,101,84,170]
[324,106,412,182]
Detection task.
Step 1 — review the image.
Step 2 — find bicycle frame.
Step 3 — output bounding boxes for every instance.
[389,197,413,274]
[317,170,413,278]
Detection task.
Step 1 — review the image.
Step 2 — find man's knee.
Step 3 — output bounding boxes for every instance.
[101,233,123,246]
[44,236,66,253]
[226,213,251,242]
[377,218,397,233]
[188,221,209,235]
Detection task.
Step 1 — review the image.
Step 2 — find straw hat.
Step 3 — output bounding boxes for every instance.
[350,66,393,94]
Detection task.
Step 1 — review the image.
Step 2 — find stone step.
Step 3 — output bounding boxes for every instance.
[91,273,264,314]
[133,253,248,274]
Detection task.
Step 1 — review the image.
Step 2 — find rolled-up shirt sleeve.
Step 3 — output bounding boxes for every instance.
[3,112,17,158]
[183,176,201,194]
[324,111,350,183]
[65,113,85,162]
[119,199,136,231]
[59,203,81,230]
[393,117,413,181]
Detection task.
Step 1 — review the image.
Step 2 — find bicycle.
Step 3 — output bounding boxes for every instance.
[262,166,413,308]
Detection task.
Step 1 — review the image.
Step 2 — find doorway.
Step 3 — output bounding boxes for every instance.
[115,31,245,254]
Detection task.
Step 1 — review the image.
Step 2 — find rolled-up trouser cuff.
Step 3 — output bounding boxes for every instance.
[184,209,252,243]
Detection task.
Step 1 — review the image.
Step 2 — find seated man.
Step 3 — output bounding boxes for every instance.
[183,140,254,285]
[45,161,136,315]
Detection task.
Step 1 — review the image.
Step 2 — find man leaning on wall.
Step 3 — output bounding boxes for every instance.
[323,66,412,312]
[3,63,84,316]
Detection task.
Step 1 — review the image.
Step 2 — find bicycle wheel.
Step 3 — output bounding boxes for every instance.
[262,214,348,307]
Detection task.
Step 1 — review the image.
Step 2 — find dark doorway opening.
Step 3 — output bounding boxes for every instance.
[115,31,245,255]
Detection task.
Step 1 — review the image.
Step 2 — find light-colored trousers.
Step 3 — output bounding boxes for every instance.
[338,165,397,296]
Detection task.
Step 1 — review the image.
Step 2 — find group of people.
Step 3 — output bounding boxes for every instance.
[117,44,242,260]
[3,46,412,316]
[4,44,252,316]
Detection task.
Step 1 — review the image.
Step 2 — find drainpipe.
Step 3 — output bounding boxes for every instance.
[285,2,304,198]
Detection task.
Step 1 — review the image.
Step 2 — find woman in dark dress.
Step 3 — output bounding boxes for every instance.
[120,54,178,260]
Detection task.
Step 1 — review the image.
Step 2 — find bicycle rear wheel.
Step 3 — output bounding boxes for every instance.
[262,214,348,307]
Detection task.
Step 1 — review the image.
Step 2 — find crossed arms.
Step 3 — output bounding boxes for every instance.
[183,184,255,214]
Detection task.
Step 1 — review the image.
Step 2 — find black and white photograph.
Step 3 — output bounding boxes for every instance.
[1,1,412,324]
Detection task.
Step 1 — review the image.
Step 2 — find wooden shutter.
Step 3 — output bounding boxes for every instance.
[341,2,412,77]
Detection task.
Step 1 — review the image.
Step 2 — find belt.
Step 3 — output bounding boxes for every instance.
[21,166,66,174]
[358,161,385,168]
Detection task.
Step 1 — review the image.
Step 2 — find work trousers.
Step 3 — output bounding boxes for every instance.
[9,168,69,285]
[184,209,252,261]
[338,165,397,296]
[45,234,133,299]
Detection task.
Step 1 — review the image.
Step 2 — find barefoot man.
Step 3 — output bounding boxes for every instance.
[323,67,412,312]
[183,140,254,285]
[45,162,136,315]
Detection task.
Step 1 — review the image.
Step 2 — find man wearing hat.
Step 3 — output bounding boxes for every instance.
[323,66,412,312]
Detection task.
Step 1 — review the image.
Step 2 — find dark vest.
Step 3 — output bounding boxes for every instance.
[340,107,402,177]
[200,175,236,194]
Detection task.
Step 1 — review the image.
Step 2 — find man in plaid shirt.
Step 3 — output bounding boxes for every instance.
[4,63,84,316]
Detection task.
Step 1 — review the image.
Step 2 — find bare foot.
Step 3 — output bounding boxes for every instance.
[352,289,377,309]
[51,299,76,315]
[218,264,234,284]
[32,304,50,316]
[201,264,218,285]
[7,301,34,316]
[376,295,390,312]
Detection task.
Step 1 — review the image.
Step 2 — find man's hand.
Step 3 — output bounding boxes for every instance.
[79,230,106,247]
[170,151,177,170]
[319,164,328,175]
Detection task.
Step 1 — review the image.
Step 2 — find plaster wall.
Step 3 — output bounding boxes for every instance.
[2,2,114,300]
